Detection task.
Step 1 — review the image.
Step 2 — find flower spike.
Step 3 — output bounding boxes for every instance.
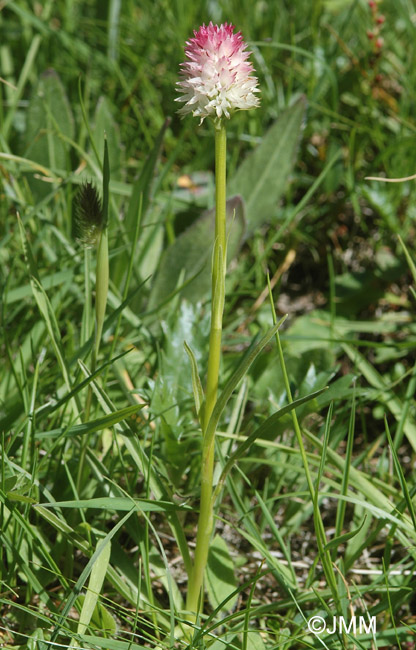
[176,22,260,123]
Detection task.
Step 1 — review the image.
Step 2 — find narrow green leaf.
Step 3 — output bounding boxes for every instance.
[108,0,122,61]
[50,510,135,642]
[37,496,191,512]
[40,348,132,418]
[206,317,287,447]
[334,389,356,541]
[398,234,416,286]
[6,492,36,504]
[214,387,327,499]
[315,402,333,495]
[342,343,416,451]
[34,505,74,535]
[17,216,79,416]
[385,417,416,533]
[4,269,74,305]
[184,340,204,419]
[304,429,416,540]
[253,489,297,587]
[102,137,110,227]
[75,539,112,640]
[312,407,337,605]
[77,637,147,650]
[394,362,416,449]
[35,404,145,438]
[324,516,367,552]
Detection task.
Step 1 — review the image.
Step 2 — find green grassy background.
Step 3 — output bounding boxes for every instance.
[1,0,416,648]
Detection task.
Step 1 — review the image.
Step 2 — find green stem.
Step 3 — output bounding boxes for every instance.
[94,227,109,361]
[186,122,227,620]
[77,228,109,495]
[204,123,227,430]
[81,248,91,347]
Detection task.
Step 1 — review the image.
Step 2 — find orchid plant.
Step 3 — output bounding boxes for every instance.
[176,22,260,624]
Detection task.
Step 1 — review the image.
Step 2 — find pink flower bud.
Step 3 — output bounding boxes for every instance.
[377,15,386,24]
[176,22,260,123]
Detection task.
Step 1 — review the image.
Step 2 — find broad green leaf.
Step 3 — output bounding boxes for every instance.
[113,118,170,285]
[22,69,74,198]
[208,635,239,650]
[246,632,266,650]
[27,628,48,650]
[148,195,246,308]
[362,186,400,234]
[206,535,237,612]
[126,117,170,230]
[3,33,42,139]
[227,97,306,234]
[283,310,333,355]
[75,539,112,643]
[93,96,122,179]
[38,496,191,512]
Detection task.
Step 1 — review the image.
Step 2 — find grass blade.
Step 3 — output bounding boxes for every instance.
[74,538,112,642]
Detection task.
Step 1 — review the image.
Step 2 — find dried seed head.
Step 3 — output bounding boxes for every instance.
[74,181,104,247]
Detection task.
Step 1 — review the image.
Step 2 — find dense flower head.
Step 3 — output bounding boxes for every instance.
[74,181,104,248]
[176,22,260,123]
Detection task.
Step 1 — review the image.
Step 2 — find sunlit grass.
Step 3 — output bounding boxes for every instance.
[1,1,416,649]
